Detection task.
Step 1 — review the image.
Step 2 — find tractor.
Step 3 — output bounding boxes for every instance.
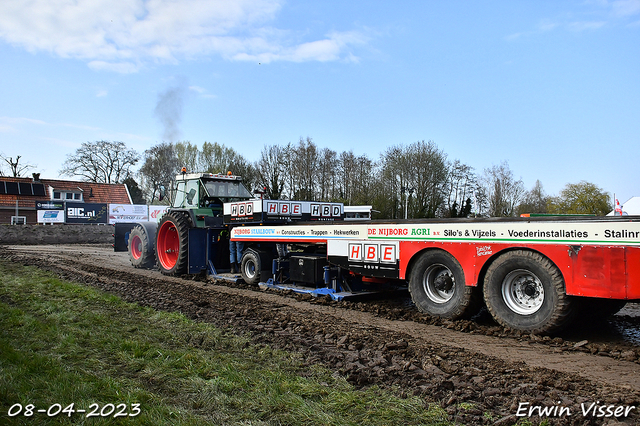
[114,171,254,275]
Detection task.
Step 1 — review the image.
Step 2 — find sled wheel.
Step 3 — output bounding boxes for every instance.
[409,250,479,319]
[484,250,576,334]
[241,250,261,285]
[156,212,190,275]
[128,224,155,268]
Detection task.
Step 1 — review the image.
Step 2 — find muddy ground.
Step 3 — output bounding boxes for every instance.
[2,244,640,426]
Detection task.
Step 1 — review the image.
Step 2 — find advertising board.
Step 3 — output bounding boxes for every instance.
[65,202,108,224]
[224,200,344,224]
[108,204,148,224]
[148,205,169,223]
[36,201,65,224]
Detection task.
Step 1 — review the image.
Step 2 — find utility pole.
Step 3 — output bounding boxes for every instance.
[401,186,415,219]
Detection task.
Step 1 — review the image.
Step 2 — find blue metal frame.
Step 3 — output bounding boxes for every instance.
[188,227,211,274]
[258,279,351,301]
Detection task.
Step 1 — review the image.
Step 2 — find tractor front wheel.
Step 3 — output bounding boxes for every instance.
[128,224,156,269]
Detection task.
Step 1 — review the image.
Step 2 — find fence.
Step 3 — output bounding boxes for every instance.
[0,223,115,245]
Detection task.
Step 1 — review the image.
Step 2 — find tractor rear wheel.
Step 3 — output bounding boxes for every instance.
[156,211,191,275]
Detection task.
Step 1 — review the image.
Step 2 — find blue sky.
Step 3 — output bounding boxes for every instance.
[1,0,639,204]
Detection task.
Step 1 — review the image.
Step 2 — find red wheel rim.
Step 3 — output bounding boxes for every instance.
[157,220,179,270]
[130,234,142,260]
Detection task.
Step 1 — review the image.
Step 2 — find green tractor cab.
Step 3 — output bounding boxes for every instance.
[171,172,254,227]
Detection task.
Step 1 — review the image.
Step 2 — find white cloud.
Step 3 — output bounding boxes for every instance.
[0,116,47,132]
[611,0,640,18]
[537,20,560,32]
[231,29,369,63]
[506,0,640,40]
[60,122,102,131]
[568,20,607,31]
[0,116,100,133]
[0,0,368,72]
[566,0,640,29]
[189,86,216,99]
[88,61,143,74]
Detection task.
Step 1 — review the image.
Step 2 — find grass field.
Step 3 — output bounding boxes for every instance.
[0,259,452,425]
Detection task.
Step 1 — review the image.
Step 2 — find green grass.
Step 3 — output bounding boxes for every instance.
[0,259,451,425]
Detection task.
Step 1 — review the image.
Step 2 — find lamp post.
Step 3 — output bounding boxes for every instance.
[401,186,415,219]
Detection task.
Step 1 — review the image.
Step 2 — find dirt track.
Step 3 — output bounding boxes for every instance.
[3,244,640,426]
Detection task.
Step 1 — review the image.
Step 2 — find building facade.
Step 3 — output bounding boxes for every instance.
[0,175,132,224]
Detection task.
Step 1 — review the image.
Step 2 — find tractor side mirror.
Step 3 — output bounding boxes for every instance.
[186,188,197,205]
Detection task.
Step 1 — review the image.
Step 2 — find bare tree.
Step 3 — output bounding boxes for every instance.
[256,144,286,199]
[379,141,447,219]
[481,161,525,217]
[1,154,36,177]
[139,142,178,203]
[352,154,375,206]
[318,147,338,201]
[60,141,139,184]
[285,137,318,200]
[333,150,371,205]
[228,156,258,194]
[407,140,448,218]
[379,145,407,219]
[338,150,358,204]
[444,160,479,217]
[517,180,549,215]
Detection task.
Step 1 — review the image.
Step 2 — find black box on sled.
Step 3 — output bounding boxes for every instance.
[289,255,326,285]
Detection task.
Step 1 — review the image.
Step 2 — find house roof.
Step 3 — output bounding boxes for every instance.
[0,176,132,205]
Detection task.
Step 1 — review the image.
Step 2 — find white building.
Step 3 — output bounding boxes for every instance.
[608,197,640,216]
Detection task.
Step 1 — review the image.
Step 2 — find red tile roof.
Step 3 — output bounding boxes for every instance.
[0,176,132,206]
